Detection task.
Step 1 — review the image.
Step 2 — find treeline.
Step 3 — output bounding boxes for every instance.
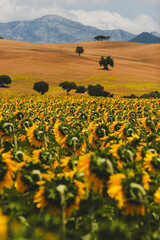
[122,91,160,99]
[59,81,114,97]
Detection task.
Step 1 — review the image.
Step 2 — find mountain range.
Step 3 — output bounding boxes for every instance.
[0,15,160,44]
[0,15,135,43]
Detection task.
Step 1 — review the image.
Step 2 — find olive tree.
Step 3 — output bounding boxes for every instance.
[33,81,49,94]
[0,75,12,87]
[94,35,111,41]
[75,46,84,56]
[75,86,87,93]
[59,81,77,95]
[99,56,114,70]
[87,84,113,97]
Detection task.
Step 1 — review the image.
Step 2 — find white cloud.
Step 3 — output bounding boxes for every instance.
[0,0,159,35]
[69,10,160,34]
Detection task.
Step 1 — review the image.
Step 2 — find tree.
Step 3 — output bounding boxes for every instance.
[75,86,87,93]
[94,35,111,41]
[33,81,49,94]
[0,75,12,87]
[99,56,114,70]
[59,81,77,95]
[75,46,84,56]
[0,36,4,39]
[87,84,113,97]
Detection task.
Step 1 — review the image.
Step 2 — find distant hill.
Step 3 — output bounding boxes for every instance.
[129,32,160,44]
[151,32,160,39]
[0,15,135,43]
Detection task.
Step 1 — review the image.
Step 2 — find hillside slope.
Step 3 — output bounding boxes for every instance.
[0,39,159,97]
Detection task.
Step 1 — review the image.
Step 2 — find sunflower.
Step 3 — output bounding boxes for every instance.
[64,134,86,156]
[107,172,147,215]
[0,150,14,189]
[34,176,85,217]
[0,209,8,240]
[15,161,50,193]
[141,118,152,133]
[53,121,67,146]
[143,151,160,173]
[77,151,114,193]
[26,124,47,148]
[154,187,160,204]
[32,148,59,167]
[107,173,126,208]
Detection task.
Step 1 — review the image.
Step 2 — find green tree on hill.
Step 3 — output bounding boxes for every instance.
[75,46,84,56]
[87,84,113,97]
[99,56,114,70]
[0,75,12,87]
[94,35,111,41]
[59,81,77,95]
[75,86,87,93]
[33,81,49,94]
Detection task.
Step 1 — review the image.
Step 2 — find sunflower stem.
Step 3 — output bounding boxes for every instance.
[145,206,150,235]
[101,128,106,137]
[13,133,18,151]
[57,185,66,240]
[0,137,3,148]
[90,214,96,240]
[44,133,47,148]
[61,200,66,240]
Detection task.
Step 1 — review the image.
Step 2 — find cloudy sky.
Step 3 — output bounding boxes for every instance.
[0,0,160,34]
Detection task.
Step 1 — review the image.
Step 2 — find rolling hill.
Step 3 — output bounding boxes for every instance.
[0,39,159,97]
[0,15,135,43]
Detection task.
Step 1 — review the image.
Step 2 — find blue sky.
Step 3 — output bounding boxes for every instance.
[0,0,160,34]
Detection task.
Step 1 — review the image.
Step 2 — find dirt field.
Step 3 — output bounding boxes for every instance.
[0,39,160,97]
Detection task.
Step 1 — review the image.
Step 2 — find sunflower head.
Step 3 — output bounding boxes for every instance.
[118,146,135,168]
[35,175,83,215]
[19,161,48,192]
[96,124,109,138]
[89,150,115,181]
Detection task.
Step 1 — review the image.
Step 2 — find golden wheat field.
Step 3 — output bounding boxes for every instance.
[0,39,160,97]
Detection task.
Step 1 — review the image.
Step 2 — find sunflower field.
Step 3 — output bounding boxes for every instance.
[0,93,160,240]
